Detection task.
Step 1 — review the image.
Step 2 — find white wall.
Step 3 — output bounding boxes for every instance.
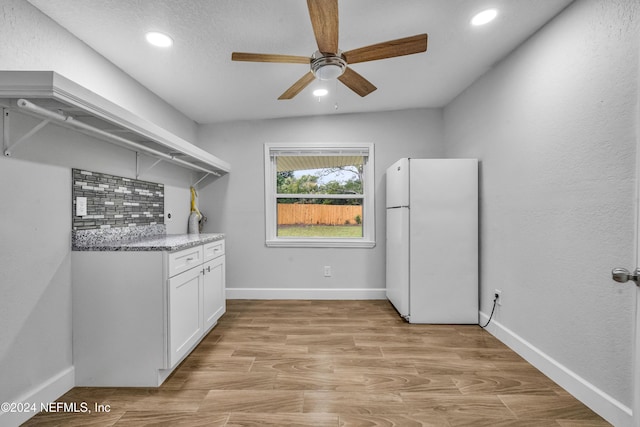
[198,109,444,297]
[444,0,639,423]
[0,2,199,424]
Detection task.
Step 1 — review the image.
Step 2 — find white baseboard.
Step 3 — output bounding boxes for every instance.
[226,287,387,300]
[480,311,632,427]
[0,366,75,427]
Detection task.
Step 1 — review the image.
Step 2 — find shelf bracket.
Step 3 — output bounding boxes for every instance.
[3,109,51,157]
[136,151,163,179]
[193,172,210,187]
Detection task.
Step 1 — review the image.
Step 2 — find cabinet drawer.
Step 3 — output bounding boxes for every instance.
[168,246,203,277]
[203,240,225,262]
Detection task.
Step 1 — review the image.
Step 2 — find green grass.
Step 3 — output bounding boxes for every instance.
[278,224,363,238]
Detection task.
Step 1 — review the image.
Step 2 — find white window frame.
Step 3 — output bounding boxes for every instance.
[264,142,375,248]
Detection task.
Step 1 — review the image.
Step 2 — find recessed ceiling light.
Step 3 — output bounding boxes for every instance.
[145,31,173,47]
[313,88,328,97]
[471,9,498,26]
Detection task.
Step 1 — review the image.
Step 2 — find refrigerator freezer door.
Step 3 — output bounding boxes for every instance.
[386,158,410,208]
[386,207,410,317]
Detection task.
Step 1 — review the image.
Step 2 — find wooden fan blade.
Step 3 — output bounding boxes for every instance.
[307,0,339,53]
[278,72,316,99]
[338,67,377,97]
[231,52,310,64]
[343,34,428,64]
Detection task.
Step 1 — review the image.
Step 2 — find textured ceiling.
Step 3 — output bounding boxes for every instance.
[26,0,573,124]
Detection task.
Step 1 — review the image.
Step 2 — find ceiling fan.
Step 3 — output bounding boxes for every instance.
[231,0,428,100]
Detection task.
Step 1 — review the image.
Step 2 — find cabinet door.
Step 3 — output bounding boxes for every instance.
[168,266,202,367]
[202,256,225,331]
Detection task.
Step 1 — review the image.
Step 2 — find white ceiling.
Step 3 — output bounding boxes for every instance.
[26,0,573,124]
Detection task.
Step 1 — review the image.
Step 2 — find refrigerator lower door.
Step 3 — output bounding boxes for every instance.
[386,207,410,317]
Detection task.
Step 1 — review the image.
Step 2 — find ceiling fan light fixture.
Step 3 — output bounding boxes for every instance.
[313,88,329,97]
[311,52,346,80]
[145,31,174,47]
[316,64,344,80]
[471,9,498,26]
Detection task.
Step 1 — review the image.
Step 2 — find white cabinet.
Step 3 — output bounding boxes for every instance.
[72,239,225,386]
[168,265,203,367]
[167,241,225,367]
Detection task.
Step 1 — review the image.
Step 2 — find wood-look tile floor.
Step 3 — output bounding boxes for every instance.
[23,300,611,426]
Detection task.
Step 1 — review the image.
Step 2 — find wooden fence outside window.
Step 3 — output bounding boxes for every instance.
[277,204,363,225]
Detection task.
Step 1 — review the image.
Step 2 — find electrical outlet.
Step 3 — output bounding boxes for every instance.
[76,197,87,216]
[324,266,332,277]
[494,289,502,306]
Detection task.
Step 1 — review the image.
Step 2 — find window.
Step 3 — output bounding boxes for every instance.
[264,143,375,248]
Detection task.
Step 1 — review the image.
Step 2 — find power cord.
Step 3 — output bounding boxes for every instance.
[480,293,499,328]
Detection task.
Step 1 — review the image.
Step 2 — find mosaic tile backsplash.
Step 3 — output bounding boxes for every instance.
[72,169,164,230]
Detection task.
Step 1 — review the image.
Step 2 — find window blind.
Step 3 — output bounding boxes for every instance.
[270,146,369,172]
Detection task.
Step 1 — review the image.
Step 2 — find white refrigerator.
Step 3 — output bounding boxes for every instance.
[386,158,478,324]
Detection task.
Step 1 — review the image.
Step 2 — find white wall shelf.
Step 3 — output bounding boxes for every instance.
[0,70,230,179]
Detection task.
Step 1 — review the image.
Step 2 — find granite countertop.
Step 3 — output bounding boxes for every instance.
[72,232,225,252]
